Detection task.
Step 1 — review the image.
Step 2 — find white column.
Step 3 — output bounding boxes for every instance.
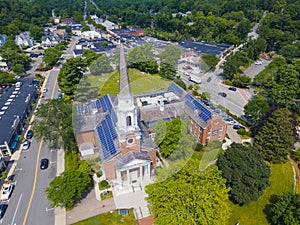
[116,170,122,185]
[147,164,151,182]
[127,169,130,184]
[139,166,143,183]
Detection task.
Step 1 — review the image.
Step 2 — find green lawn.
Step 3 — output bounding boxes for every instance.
[72,209,136,225]
[91,68,172,97]
[100,190,113,200]
[228,161,294,225]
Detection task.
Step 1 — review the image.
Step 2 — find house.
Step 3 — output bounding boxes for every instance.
[69,24,83,36]
[0,78,38,157]
[62,17,74,25]
[0,34,7,47]
[53,29,68,39]
[0,56,8,71]
[100,19,119,30]
[15,32,34,47]
[110,28,144,40]
[41,35,62,48]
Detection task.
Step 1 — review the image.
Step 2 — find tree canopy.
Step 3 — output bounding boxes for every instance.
[89,54,113,75]
[32,99,76,150]
[244,94,270,125]
[146,160,231,225]
[254,108,295,163]
[217,143,271,205]
[266,193,300,225]
[46,170,92,209]
[153,117,194,160]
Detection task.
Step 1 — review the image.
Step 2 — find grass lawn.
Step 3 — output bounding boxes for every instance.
[93,68,172,97]
[72,209,136,225]
[228,161,294,225]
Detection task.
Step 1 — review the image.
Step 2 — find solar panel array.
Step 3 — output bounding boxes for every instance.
[184,94,212,122]
[76,104,89,116]
[95,95,117,122]
[167,83,184,95]
[97,114,118,160]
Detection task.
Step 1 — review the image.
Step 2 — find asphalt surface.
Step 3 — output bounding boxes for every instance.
[0,37,78,225]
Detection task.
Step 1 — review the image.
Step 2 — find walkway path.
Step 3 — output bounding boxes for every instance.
[66,189,116,224]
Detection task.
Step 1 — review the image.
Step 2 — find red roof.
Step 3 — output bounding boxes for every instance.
[137,216,155,225]
[63,18,74,24]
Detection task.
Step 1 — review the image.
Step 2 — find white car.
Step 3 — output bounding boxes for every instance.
[42,88,47,93]
[255,60,263,65]
[23,140,30,150]
[1,184,13,201]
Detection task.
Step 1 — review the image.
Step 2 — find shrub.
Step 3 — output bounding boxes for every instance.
[96,170,103,178]
[224,79,232,86]
[1,171,7,180]
[237,128,246,135]
[195,143,204,151]
[99,180,110,190]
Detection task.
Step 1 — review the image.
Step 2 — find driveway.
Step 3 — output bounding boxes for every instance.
[226,125,243,144]
[66,188,116,224]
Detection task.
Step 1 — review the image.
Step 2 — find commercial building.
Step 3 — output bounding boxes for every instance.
[0,79,38,157]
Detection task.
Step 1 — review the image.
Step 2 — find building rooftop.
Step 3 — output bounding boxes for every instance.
[179,40,232,55]
[0,78,37,144]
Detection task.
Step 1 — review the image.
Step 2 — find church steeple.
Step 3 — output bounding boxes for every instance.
[119,43,132,98]
[116,43,140,152]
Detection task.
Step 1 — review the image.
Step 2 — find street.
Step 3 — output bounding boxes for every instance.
[0,37,78,225]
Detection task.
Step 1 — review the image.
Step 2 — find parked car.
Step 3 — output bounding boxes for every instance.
[42,88,47,93]
[40,158,49,170]
[228,87,237,91]
[202,100,210,106]
[255,60,263,65]
[207,77,212,82]
[218,92,227,97]
[1,184,14,201]
[23,140,30,150]
[233,124,245,130]
[0,204,7,219]
[58,93,62,99]
[35,68,42,72]
[26,130,33,139]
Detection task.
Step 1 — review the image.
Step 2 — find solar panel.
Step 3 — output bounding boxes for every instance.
[185,100,196,110]
[97,120,117,160]
[185,94,194,101]
[167,83,184,95]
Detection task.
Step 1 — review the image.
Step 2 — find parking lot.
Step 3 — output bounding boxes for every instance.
[243,59,271,79]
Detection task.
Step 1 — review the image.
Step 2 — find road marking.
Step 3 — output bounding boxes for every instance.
[22,78,58,225]
[50,149,56,152]
[50,161,56,164]
[15,168,22,171]
[11,193,22,225]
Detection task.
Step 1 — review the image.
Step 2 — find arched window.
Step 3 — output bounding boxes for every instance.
[126,116,132,126]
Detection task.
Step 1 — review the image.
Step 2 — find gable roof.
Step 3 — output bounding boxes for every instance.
[114,151,152,170]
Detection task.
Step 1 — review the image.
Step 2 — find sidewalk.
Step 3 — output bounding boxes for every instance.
[55,148,66,225]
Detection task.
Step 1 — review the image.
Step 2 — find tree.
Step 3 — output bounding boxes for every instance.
[12,63,25,74]
[232,74,251,88]
[0,72,15,84]
[254,108,295,163]
[153,117,194,160]
[146,161,231,225]
[46,170,92,209]
[43,47,61,68]
[201,54,219,70]
[217,143,271,205]
[159,45,181,67]
[82,49,100,66]
[266,193,300,225]
[89,53,113,75]
[244,94,270,125]
[58,57,85,98]
[32,99,76,150]
[159,63,176,80]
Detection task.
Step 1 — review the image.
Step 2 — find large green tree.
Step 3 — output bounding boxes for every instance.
[46,170,92,209]
[58,57,86,98]
[89,53,113,75]
[146,161,231,225]
[201,54,219,70]
[244,94,270,125]
[266,193,300,225]
[217,143,271,205]
[159,45,181,67]
[32,99,76,150]
[254,108,295,163]
[153,117,194,160]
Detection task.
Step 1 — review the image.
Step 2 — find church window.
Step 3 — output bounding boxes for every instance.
[126,116,132,126]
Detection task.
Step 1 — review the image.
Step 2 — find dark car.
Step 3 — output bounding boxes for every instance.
[218,92,227,97]
[202,100,210,106]
[228,87,237,91]
[233,124,245,130]
[40,158,49,170]
[26,130,33,139]
[0,204,7,219]
[207,77,212,82]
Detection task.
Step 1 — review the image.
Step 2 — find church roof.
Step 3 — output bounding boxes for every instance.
[114,151,152,170]
[119,44,132,98]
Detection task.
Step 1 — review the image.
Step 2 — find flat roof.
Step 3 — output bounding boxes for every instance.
[0,78,37,145]
[179,40,232,55]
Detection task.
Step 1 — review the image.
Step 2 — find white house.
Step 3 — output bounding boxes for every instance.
[15,32,34,47]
